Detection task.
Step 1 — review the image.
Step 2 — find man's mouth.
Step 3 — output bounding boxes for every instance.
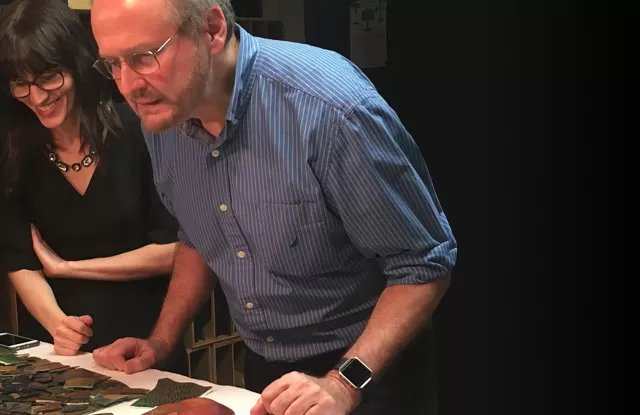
[136,99,161,106]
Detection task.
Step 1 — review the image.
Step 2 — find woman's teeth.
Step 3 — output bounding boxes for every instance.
[38,98,58,111]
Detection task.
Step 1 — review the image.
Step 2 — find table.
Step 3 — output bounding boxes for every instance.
[24,342,261,415]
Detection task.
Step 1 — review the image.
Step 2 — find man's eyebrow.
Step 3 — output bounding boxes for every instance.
[99,43,158,59]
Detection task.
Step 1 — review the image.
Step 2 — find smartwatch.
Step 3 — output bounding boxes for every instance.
[333,357,373,390]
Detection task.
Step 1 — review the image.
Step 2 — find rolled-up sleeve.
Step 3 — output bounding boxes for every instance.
[325,95,457,286]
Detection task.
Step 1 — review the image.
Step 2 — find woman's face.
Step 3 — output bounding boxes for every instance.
[10,68,76,131]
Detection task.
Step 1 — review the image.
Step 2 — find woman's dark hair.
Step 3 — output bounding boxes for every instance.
[0,0,121,197]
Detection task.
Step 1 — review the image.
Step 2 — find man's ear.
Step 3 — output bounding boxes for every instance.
[203,5,227,54]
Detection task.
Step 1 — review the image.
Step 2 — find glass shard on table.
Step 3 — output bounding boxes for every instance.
[57,391,92,401]
[29,359,51,366]
[0,355,22,365]
[60,404,88,412]
[31,363,70,373]
[58,369,109,384]
[63,378,96,389]
[131,378,212,407]
[1,352,135,415]
[0,402,31,414]
[30,382,49,390]
[102,394,134,402]
[103,387,148,395]
[31,402,63,413]
[90,394,130,407]
[0,365,18,373]
[32,373,53,383]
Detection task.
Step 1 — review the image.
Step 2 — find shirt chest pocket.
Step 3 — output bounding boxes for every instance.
[242,202,345,277]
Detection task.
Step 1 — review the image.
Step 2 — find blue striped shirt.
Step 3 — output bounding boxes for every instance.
[144,25,457,361]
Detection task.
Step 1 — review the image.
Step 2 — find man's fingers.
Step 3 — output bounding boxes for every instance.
[274,393,316,415]
[95,349,127,372]
[92,347,117,370]
[93,338,138,372]
[123,352,155,374]
[261,373,297,412]
[303,405,322,415]
[250,397,269,415]
[110,353,127,372]
[92,337,165,374]
[269,385,303,415]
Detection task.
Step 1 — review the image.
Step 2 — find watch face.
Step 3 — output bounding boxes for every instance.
[341,358,372,388]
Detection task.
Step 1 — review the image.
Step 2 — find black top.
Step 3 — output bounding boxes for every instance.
[0,104,179,354]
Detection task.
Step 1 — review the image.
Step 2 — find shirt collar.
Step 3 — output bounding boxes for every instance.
[179,24,259,137]
[226,23,260,123]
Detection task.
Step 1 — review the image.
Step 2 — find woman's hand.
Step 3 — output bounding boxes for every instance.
[30,224,70,277]
[52,315,94,356]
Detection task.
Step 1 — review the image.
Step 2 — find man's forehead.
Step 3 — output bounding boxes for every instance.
[92,0,174,57]
[92,0,171,26]
[95,30,173,58]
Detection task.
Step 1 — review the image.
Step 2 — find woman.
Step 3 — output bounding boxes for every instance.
[0,0,186,374]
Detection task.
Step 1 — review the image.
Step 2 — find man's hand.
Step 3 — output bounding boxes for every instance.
[92,336,170,374]
[250,371,361,415]
[31,224,69,277]
[52,315,93,356]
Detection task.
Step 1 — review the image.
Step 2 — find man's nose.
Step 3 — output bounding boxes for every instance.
[118,63,146,97]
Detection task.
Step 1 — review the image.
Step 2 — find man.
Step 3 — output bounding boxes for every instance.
[90,1,457,414]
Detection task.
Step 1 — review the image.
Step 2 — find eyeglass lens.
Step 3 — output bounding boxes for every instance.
[9,71,64,98]
[96,53,160,80]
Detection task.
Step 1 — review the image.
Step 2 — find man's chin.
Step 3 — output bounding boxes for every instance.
[140,117,174,133]
[137,109,179,133]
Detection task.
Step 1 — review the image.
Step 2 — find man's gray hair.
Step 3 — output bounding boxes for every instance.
[167,0,236,42]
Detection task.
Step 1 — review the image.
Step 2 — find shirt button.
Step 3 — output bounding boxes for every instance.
[219,204,228,212]
[211,150,220,157]
[245,302,254,310]
[237,250,246,259]
[266,336,274,343]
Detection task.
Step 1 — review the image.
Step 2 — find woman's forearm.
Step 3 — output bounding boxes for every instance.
[61,243,177,281]
[9,269,66,335]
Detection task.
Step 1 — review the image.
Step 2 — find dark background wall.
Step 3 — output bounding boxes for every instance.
[306,1,489,413]
[305,1,624,415]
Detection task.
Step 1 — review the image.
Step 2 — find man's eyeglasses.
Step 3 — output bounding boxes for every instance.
[8,69,65,99]
[93,30,179,80]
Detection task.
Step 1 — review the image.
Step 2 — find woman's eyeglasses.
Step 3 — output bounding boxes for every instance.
[9,69,65,99]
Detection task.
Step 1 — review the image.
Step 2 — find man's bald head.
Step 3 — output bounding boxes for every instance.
[91,0,172,39]
[92,0,235,42]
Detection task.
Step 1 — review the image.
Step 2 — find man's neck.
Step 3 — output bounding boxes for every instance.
[193,34,240,137]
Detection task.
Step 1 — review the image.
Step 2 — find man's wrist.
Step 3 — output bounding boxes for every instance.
[148,334,172,354]
[325,369,362,409]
